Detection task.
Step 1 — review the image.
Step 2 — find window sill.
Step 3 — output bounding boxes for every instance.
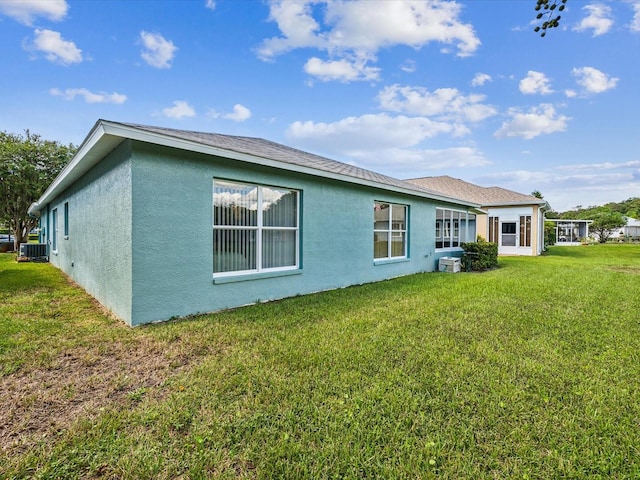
[373,257,410,266]
[213,268,302,284]
[435,247,464,252]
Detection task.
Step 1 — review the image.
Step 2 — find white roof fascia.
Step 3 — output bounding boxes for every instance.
[101,121,479,208]
[29,122,124,215]
[481,201,548,208]
[29,120,480,214]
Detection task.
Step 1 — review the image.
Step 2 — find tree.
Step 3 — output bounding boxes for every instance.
[587,210,626,244]
[0,131,75,251]
[531,189,543,199]
[534,0,567,37]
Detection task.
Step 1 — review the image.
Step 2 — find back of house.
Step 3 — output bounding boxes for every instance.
[29,120,482,326]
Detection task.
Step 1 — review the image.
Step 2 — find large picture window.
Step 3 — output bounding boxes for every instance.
[374,202,407,260]
[213,180,299,276]
[436,208,476,249]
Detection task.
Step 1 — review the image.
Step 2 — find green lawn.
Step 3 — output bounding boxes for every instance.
[1,245,639,479]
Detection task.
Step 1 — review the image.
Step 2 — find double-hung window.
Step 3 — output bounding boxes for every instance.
[374,202,407,260]
[213,179,299,277]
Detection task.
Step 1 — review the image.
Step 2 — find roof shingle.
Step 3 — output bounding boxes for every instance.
[405,175,545,206]
[121,122,461,201]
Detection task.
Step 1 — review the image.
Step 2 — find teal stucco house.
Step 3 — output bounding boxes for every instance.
[29,120,481,326]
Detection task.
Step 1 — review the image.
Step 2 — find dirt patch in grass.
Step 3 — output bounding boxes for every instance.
[0,335,215,456]
[608,266,640,275]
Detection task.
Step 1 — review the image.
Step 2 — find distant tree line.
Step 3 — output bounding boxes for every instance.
[545,198,639,244]
[0,131,75,251]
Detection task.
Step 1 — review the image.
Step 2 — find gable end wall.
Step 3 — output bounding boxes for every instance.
[44,141,134,324]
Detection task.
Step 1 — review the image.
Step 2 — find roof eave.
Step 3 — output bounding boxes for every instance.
[29,119,480,214]
[29,121,126,215]
[482,200,548,208]
[103,121,479,207]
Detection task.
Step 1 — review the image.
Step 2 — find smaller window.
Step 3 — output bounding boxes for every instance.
[64,202,69,238]
[52,208,58,252]
[488,216,499,243]
[374,202,408,260]
[519,215,532,247]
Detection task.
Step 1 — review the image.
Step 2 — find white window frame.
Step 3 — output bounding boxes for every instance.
[213,179,300,278]
[374,202,408,261]
[436,208,475,250]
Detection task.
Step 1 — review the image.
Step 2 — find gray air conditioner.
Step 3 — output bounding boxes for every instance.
[19,243,49,261]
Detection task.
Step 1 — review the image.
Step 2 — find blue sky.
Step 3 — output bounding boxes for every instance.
[1,0,639,212]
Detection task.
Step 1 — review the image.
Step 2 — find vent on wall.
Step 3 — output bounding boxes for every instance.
[19,243,49,261]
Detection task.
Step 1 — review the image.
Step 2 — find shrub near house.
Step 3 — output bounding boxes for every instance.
[461,239,498,271]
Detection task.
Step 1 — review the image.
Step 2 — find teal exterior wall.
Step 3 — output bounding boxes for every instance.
[41,141,134,323]
[128,142,466,325]
[38,139,473,326]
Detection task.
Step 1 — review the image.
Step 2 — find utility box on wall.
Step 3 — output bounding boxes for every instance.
[438,256,461,273]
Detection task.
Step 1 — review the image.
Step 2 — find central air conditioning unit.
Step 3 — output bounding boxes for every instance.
[19,243,49,261]
[438,256,461,273]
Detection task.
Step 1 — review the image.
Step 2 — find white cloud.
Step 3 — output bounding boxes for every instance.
[205,0,216,11]
[631,2,640,31]
[257,0,480,82]
[0,0,68,25]
[573,3,614,36]
[400,59,416,73]
[479,161,640,212]
[572,66,618,93]
[257,1,324,59]
[286,113,468,161]
[140,31,177,69]
[377,84,497,123]
[162,100,196,119]
[286,113,461,154]
[225,104,251,121]
[50,88,127,104]
[304,56,380,82]
[564,89,577,98]
[494,104,570,140]
[360,146,490,174]
[28,29,82,65]
[210,104,252,122]
[519,71,553,95]
[286,112,490,176]
[471,73,492,87]
[557,160,640,171]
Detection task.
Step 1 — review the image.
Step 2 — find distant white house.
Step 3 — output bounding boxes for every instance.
[610,217,640,240]
[405,176,549,256]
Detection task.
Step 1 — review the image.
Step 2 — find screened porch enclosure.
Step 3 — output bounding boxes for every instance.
[546,219,591,245]
[435,209,476,249]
